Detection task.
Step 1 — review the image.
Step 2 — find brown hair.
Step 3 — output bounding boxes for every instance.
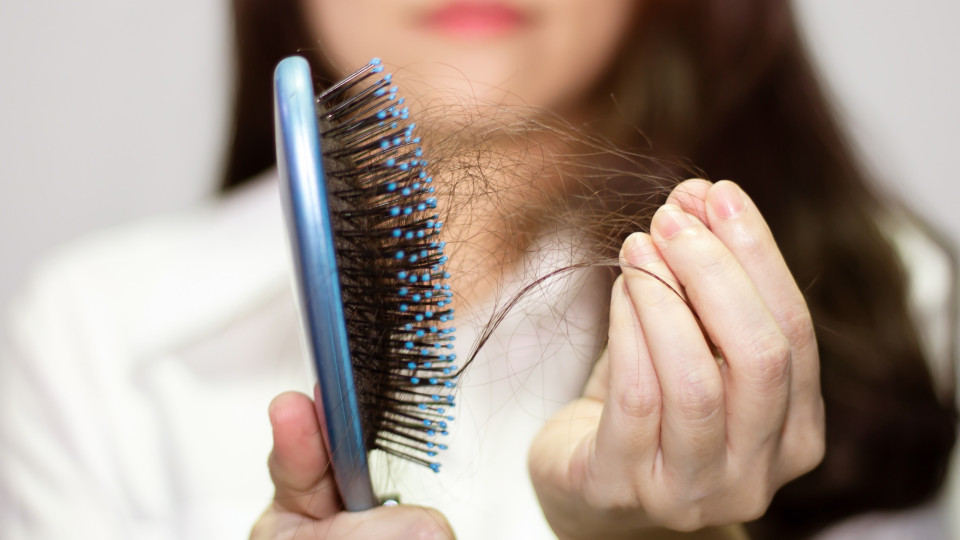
[223,0,957,537]
[610,3,957,538]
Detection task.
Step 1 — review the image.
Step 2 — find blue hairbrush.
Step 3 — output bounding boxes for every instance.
[273,56,458,511]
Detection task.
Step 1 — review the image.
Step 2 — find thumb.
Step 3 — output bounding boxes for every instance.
[254,503,457,540]
[268,390,342,519]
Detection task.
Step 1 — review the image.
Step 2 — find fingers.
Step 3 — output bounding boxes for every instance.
[252,504,455,540]
[307,506,456,540]
[658,179,823,478]
[703,181,820,408]
[666,178,712,224]
[268,391,342,520]
[668,180,817,404]
[529,180,822,537]
[257,392,456,539]
[701,181,824,477]
[312,506,455,539]
[650,201,791,454]
[593,276,661,475]
[619,232,727,478]
[702,182,809,345]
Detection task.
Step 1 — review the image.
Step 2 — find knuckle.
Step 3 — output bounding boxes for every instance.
[623,270,678,309]
[608,302,636,335]
[615,380,662,419]
[728,221,765,254]
[675,369,723,420]
[741,331,792,387]
[690,232,725,262]
[640,284,680,309]
[780,304,816,347]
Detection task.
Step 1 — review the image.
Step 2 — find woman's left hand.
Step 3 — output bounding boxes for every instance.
[529,179,825,539]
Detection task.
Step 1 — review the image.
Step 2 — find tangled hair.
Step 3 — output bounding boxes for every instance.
[224,0,957,537]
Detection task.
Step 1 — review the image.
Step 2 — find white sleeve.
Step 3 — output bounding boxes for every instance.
[0,261,176,540]
[884,217,958,398]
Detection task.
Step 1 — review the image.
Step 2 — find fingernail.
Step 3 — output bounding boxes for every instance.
[620,232,659,267]
[654,204,693,239]
[711,181,745,219]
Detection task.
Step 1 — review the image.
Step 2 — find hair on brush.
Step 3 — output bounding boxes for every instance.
[316,59,459,461]
[274,57,458,511]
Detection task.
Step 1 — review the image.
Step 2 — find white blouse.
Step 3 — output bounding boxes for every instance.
[0,171,955,539]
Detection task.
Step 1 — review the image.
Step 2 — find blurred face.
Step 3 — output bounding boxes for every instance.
[302,0,637,116]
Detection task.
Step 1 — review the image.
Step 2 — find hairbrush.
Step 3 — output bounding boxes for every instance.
[273,56,458,511]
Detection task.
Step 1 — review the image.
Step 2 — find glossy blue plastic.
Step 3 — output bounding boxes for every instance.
[273,55,377,511]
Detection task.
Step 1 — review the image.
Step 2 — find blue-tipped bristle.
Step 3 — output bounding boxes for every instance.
[314,59,459,473]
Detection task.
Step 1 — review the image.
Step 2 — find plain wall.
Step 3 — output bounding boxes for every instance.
[797,2,960,240]
[0,1,231,308]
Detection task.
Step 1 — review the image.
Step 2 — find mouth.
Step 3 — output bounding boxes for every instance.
[421,2,532,40]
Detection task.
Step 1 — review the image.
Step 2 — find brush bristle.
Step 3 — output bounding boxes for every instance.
[315,58,458,473]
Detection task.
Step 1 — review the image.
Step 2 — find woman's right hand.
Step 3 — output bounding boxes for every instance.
[250,391,455,539]
[528,180,824,539]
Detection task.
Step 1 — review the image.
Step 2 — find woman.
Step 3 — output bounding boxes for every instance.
[2,1,955,539]
[240,1,956,538]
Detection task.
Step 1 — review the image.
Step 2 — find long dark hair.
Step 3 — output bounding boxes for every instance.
[223,1,957,537]
[610,3,957,538]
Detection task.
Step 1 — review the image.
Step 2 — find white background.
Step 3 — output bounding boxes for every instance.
[0,1,958,311]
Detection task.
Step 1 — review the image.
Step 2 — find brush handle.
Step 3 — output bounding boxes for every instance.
[273,55,377,511]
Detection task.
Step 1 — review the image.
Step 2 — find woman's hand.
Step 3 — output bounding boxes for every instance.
[529,180,825,539]
[250,391,455,540]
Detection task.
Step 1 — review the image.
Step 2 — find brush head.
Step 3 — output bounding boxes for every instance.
[314,58,459,473]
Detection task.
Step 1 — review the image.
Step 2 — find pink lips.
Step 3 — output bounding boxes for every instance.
[423,2,530,39]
